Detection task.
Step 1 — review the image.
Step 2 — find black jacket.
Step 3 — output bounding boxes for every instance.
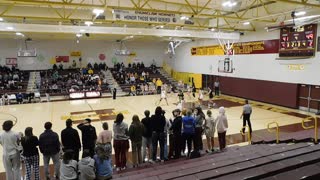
[170,116,182,135]
[61,127,81,151]
[77,123,97,148]
[39,130,60,155]
[150,115,166,133]
[21,136,39,157]
[141,117,152,138]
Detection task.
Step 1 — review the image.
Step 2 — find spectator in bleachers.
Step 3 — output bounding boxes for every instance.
[16,92,23,104]
[182,109,196,158]
[144,84,149,95]
[141,110,152,162]
[87,63,93,69]
[59,63,63,70]
[216,107,228,151]
[61,119,81,161]
[94,145,113,179]
[113,113,129,171]
[53,64,58,70]
[88,68,94,75]
[0,120,22,180]
[204,110,215,153]
[60,149,78,180]
[141,62,145,68]
[13,73,19,81]
[151,106,166,162]
[77,118,97,157]
[21,127,40,180]
[78,149,96,180]
[129,84,136,96]
[39,122,61,180]
[128,115,144,167]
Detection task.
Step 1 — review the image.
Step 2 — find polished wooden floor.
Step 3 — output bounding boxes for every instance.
[0,93,318,174]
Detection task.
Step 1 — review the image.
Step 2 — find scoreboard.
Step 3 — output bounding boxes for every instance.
[279,24,317,57]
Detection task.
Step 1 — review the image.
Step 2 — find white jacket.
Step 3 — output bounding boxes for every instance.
[216,107,228,133]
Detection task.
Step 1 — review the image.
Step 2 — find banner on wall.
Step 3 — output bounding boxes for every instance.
[55,56,69,63]
[233,39,279,55]
[113,9,177,24]
[6,58,17,65]
[317,36,320,51]
[191,45,224,56]
[70,51,81,57]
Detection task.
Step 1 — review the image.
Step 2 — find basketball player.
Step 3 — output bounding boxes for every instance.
[159,89,169,105]
[186,84,192,99]
[198,88,204,105]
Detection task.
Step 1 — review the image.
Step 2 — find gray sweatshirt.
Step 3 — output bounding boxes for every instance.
[78,157,96,180]
[113,122,129,140]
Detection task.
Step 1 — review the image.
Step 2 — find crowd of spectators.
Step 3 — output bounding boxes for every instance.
[0,104,229,180]
[42,62,109,94]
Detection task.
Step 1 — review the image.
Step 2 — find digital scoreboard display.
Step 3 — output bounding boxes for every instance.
[279,24,317,57]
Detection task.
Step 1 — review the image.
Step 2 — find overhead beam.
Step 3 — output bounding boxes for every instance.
[277,0,320,8]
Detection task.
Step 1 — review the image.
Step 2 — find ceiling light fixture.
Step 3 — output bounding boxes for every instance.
[243,22,250,25]
[180,16,189,20]
[76,33,82,37]
[6,27,14,30]
[16,32,24,36]
[222,1,237,7]
[93,9,104,15]
[295,11,306,16]
[210,28,215,31]
[84,21,93,26]
[159,25,164,28]
[0,17,3,22]
[80,29,85,32]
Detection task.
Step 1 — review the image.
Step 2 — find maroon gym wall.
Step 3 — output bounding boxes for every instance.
[218,76,299,108]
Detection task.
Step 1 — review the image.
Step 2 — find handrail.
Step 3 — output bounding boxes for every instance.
[267,121,280,144]
[301,116,318,144]
[240,126,251,145]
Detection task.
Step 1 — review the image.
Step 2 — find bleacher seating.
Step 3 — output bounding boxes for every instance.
[113,142,320,179]
[111,67,174,94]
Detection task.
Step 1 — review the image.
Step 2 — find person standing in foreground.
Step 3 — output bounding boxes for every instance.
[21,127,40,180]
[203,110,215,153]
[77,118,97,157]
[216,107,228,151]
[113,113,129,171]
[170,109,182,159]
[128,115,144,167]
[141,110,153,162]
[0,120,21,180]
[39,122,61,180]
[150,106,166,162]
[61,119,81,161]
[240,99,253,135]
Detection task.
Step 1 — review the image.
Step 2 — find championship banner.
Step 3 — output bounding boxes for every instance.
[233,39,279,55]
[191,45,224,56]
[113,9,177,23]
[6,58,17,65]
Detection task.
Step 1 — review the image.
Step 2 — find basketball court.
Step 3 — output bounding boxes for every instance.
[1,0,320,179]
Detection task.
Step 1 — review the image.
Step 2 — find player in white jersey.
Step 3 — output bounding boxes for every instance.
[158,89,169,105]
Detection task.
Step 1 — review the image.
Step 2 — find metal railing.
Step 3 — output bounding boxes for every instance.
[301,116,318,144]
[240,126,251,145]
[267,121,280,144]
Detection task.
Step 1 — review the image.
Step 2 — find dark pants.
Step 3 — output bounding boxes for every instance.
[113,140,129,168]
[218,131,226,150]
[194,127,203,151]
[242,114,252,134]
[172,133,182,159]
[168,134,174,159]
[214,87,219,96]
[182,133,194,156]
[152,132,165,161]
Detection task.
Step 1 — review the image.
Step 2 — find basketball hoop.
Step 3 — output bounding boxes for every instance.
[217,31,236,73]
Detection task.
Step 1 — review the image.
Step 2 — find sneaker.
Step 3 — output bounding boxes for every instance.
[116,167,120,172]
[205,149,211,153]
